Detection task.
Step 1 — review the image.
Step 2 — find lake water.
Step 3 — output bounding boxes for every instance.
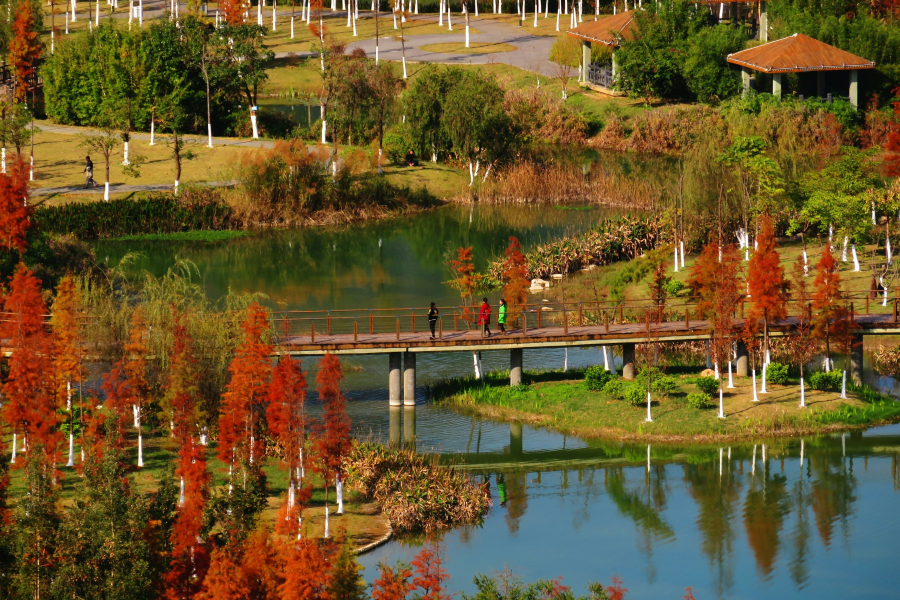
[96,203,900,598]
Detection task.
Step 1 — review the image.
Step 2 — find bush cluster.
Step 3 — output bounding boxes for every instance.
[809,370,843,392]
[585,366,614,391]
[695,376,719,396]
[687,392,713,409]
[766,362,791,385]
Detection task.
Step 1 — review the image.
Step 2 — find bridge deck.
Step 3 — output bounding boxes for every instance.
[278,313,900,355]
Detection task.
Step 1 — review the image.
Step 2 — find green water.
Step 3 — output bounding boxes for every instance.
[94,203,622,311]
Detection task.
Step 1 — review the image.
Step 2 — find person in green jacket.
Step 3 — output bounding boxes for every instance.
[497,298,508,334]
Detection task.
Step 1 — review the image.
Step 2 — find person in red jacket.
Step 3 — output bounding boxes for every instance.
[478,297,492,338]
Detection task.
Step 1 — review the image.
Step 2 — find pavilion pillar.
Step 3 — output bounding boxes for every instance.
[817,71,826,98]
[772,73,782,100]
[741,67,751,93]
[849,70,859,109]
[582,40,592,83]
[736,340,749,377]
[622,343,636,380]
[389,352,402,406]
[510,347,523,386]
[611,48,619,79]
[403,351,416,406]
[759,1,767,41]
[850,334,864,385]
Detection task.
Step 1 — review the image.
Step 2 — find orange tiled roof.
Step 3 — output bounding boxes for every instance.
[727,33,875,73]
[566,11,636,46]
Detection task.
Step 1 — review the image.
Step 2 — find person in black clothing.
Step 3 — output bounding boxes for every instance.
[405,150,419,167]
[428,302,439,339]
[84,156,97,188]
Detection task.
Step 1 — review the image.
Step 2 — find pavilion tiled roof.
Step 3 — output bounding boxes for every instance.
[566,11,636,47]
[727,33,875,73]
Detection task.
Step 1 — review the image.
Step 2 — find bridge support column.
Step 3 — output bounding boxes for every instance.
[389,406,401,447]
[510,347,523,386]
[389,352,402,407]
[736,341,749,377]
[510,423,523,458]
[622,343,636,380]
[850,334,864,385]
[403,406,416,449]
[403,351,416,407]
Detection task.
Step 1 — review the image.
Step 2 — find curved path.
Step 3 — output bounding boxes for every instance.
[346,17,558,76]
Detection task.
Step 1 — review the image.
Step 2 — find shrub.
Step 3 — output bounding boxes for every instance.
[383,126,415,165]
[585,366,614,391]
[766,362,790,385]
[602,379,624,398]
[622,382,647,406]
[809,370,842,392]
[635,367,677,395]
[664,279,685,297]
[695,376,719,396]
[687,392,713,409]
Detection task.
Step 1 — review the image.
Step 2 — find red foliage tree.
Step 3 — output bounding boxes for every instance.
[100,366,131,449]
[812,246,852,367]
[372,562,412,600]
[747,215,790,357]
[51,275,82,467]
[164,315,211,600]
[198,546,250,600]
[8,0,41,103]
[0,159,30,252]
[2,263,56,463]
[267,356,310,533]
[218,303,273,473]
[448,246,477,324]
[501,236,529,327]
[607,576,629,600]
[886,89,900,176]
[410,542,450,600]
[123,306,151,465]
[220,0,246,24]
[313,353,351,509]
[278,538,334,600]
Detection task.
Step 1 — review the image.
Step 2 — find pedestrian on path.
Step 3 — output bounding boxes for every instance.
[478,297,492,338]
[84,156,97,188]
[428,302,439,339]
[497,298,507,335]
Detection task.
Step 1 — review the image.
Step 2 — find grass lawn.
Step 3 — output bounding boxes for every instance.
[419,41,515,53]
[436,369,900,443]
[2,427,391,547]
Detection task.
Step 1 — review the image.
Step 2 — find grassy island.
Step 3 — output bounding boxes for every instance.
[433,369,900,443]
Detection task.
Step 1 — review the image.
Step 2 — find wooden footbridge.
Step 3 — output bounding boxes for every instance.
[272,295,900,406]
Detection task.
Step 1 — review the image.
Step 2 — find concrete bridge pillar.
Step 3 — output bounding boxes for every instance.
[389,406,401,447]
[736,341,749,377]
[622,343,636,380]
[403,351,416,407]
[850,334,864,385]
[403,406,416,449]
[510,347,523,386]
[389,352,402,406]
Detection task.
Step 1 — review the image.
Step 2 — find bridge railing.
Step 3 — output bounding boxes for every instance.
[269,291,900,342]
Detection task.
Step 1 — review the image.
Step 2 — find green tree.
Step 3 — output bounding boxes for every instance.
[682,25,746,104]
[13,451,60,600]
[404,65,464,161]
[52,445,155,600]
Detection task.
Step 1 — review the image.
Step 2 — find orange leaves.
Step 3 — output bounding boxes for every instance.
[218,303,273,466]
[688,243,743,367]
[51,276,82,408]
[501,236,529,320]
[220,0,246,25]
[0,159,30,253]
[267,356,308,470]
[9,0,41,103]
[410,542,450,600]
[278,539,335,600]
[448,246,477,301]
[747,215,790,323]
[812,246,855,354]
[123,306,150,409]
[372,562,412,600]
[314,353,351,481]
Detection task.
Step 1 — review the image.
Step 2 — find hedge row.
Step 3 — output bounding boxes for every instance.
[33,193,235,240]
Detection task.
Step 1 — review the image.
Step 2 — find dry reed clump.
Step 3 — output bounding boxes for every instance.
[342,441,491,533]
[486,214,670,280]
[503,87,588,145]
[476,161,659,207]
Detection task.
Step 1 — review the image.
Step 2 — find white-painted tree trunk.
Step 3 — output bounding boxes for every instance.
[336,474,344,514]
[273,0,277,30]
[321,119,327,143]
[799,376,805,407]
[645,390,652,422]
[2,147,6,173]
[840,370,847,399]
[718,387,725,419]
[439,0,443,24]
[760,363,768,393]
[402,55,407,78]
[714,361,719,380]
[727,361,734,388]
[842,236,848,261]
[752,369,759,401]
[473,350,481,379]
[465,24,469,47]
[104,181,109,201]
[179,476,185,505]
[680,242,685,269]
[139,0,143,26]
[174,180,179,193]
[324,506,330,538]
[602,346,609,371]
[138,430,144,467]
[852,244,860,271]
[207,123,213,148]
[72,0,76,20]
[123,141,130,165]
[555,5,559,30]
[29,155,33,181]
[251,112,259,138]
[563,348,568,371]
[10,433,16,463]
[673,246,679,272]
[802,249,809,275]
[96,0,99,25]
[872,201,877,225]
[67,432,75,467]
[447,3,452,28]
[150,120,155,145]
[291,15,294,37]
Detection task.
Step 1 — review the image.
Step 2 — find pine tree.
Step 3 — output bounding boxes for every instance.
[501,236,529,327]
[328,534,366,600]
[313,353,351,511]
[0,159,29,252]
[747,215,790,358]
[267,356,309,535]
[52,445,155,599]
[8,0,41,103]
[13,450,61,600]
[372,561,412,600]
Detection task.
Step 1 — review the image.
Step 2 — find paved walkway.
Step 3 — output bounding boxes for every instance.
[346,16,558,76]
[31,180,235,197]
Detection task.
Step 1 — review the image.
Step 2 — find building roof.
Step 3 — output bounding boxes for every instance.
[727,33,875,73]
[566,12,636,47]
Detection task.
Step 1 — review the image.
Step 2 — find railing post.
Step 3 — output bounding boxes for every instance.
[578,303,583,326]
[894,298,898,323]
[369,311,374,334]
[619,305,623,324]
[522,313,527,337]
[327,311,331,336]
[454,312,459,332]
[311,322,315,343]
[866,295,870,315]
[411,310,416,334]
[685,307,689,328]
[563,305,569,335]
[396,318,400,341]
[605,310,609,332]
[537,308,542,329]
[439,318,443,339]
[354,320,358,342]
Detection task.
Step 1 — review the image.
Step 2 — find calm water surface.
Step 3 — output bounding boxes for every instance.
[98,203,900,598]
